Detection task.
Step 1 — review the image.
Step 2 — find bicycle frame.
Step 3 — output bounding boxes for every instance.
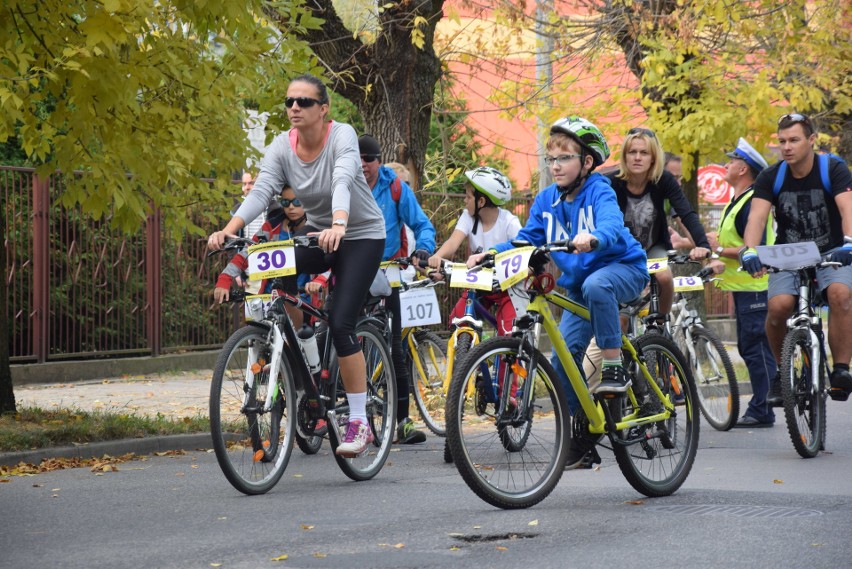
[789,268,829,393]
[518,288,675,437]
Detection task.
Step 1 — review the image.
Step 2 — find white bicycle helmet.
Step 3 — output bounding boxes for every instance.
[550,116,610,168]
[465,166,512,206]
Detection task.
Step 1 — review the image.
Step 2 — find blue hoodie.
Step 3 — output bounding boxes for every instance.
[492,172,647,293]
[372,165,437,260]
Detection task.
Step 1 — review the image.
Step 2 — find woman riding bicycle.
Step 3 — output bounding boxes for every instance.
[207,73,386,457]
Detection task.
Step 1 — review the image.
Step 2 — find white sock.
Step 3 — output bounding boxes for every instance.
[346,392,367,423]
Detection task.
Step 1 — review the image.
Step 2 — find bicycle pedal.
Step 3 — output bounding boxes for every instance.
[829,388,851,402]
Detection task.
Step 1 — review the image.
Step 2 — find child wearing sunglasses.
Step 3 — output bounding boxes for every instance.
[213,186,309,303]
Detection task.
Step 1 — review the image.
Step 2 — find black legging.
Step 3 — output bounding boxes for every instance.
[387,286,412,420]
[282,226,384,358]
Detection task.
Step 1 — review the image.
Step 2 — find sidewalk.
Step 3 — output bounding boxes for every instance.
[1,370,215,466]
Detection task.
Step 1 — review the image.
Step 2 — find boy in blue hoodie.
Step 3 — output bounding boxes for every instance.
[469,116,648,467]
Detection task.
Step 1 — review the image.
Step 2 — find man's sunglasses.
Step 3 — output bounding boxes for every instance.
[361,155,380,163]
[627,127,656,138]
[284,96,323,109]
[280,198,302,207]
[778,113,810,126]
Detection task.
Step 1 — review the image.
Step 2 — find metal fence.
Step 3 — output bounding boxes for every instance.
[3,166,731,363]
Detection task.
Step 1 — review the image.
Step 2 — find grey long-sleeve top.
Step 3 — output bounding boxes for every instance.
[234,121,385,240]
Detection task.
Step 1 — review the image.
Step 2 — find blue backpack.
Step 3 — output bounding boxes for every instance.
[772,153,846,197]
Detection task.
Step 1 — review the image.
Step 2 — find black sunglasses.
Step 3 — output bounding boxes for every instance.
[280,198,302,207]
[778,113,810,126]
[627,127,656,138]
[361,155,380,163]
[284,96,323,109]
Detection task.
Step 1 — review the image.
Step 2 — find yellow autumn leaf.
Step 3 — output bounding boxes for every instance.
[271,554,289,561]
[301,524,314,530]
[773,479,783,484]
[394,543,405,549]
[528,520,539,526]
[313,553,327,558]
[450,546,460,551]
[496,546,508,551]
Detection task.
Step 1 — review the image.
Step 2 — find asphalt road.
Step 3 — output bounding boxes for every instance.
[2,398,852,569]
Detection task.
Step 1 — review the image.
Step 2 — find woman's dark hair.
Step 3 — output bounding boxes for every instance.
[290,73,329,104]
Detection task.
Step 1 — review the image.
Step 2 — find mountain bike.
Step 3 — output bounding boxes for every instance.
[208,236,396,494]
[629,254,739,431]
[756,242,839,458]
[446,240,699,509]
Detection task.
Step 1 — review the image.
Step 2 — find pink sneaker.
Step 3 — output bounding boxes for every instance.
[335,420,374,456]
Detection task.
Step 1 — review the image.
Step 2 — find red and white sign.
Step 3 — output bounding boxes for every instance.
[697,164,732,205]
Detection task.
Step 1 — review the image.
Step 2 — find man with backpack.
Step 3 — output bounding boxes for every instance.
[358,134,437,443]
[741,113,852,403]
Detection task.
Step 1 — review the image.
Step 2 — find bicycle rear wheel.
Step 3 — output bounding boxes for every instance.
[409,329,449,435]
[446,337,569,510]
[330,323,397,481]
[611,333,699,497]
[780,327,825,458]
[210,325,295,495]
[687,327,739,431]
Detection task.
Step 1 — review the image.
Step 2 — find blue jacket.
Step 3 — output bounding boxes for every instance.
[492,173,647,293]
[372,165,436,260]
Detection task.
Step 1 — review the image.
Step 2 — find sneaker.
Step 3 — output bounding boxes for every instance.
[767,373,783,408]
[829,368,852,402]
[594,365,631,394]
[335,420,374,456]
[395,417,426,444]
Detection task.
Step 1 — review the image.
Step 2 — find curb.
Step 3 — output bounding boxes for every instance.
[0,433,213,467]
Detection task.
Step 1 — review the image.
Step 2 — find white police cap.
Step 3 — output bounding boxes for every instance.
[725,138,769,172]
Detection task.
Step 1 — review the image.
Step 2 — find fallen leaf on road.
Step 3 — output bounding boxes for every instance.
[450,546,460,551]
[175,472,185,476]
[496,546,508,551]
[301,524,314,530]
[773,479,783,484]
[313,553,327,558]
[811,543,824,547]
[528,520,539,526]
[271,554,289,561]
[624,500,645,505]
[210,564,222,567]
[473,525,481,529]
[394,543,405,549]
[293,474,303,478]
[0,479,10,483]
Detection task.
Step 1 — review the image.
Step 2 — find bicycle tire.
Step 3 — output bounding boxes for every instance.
[780,327,825,458]
[446,336,570,510]
[409,329,449,435]
[688,327,739,431]
[611,333,699,497]
[295,433,323,455]
[329,322,397,481]
[210,325,295,495]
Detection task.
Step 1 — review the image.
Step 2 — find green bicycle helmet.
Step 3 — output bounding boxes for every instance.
[464,166,513,206]
[550,116,610,168]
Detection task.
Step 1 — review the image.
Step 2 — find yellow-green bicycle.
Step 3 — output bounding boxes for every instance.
[445,239,700,509]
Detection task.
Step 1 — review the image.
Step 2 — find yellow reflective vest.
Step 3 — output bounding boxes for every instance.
[716,188,774,292]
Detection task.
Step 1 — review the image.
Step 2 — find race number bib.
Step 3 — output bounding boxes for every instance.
[380,261,402,288]
[246,240,296,280]
[673,276,704,292]
[449,263,494,291]
[646,258,669,274]
[495,247,535,290]
[756,242,821,271]
[400,287,442,327]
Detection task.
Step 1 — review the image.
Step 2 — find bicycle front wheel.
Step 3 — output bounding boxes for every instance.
[612,333,699,497]
[446,337,569,510]
[330,323,397,481]
[409,329,449,435]
[780,327,825,458]
[210,325,295,495]
[687,327,739,431]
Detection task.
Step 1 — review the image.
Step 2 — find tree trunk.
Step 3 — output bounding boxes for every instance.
[270,0,445,188]
[0,183,16,414]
